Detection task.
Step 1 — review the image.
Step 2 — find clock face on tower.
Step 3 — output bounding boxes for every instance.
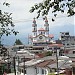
[39,36,43,39]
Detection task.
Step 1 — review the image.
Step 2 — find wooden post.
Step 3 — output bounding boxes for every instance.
[24,56,25,75]
[13,57,16,75]
[55,47,59,75]
[18,56,19,72]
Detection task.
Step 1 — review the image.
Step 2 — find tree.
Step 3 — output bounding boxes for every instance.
[45,51,53,56]
[30,0,75,19]
[14,39,23,45]
[0,46,7,56]
[0,2,18,37]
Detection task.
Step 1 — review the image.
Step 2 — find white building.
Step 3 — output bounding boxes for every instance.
[29,16,54,46]
[18,56,72,75]
[19,59,45,75]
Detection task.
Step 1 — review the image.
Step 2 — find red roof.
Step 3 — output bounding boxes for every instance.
[38,28,45,31]
[48,44,63,47]
[49,34,54,38]
[36,60,56,67]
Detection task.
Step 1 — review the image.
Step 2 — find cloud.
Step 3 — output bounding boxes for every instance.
[1,0,75,45]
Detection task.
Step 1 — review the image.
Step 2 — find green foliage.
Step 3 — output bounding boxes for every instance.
[14,39,23,45]
[45,51,53,56]
[0,45,7,56]
[30,0,75,20]
[48,73,63,75]
[0,2,18,37]
[3,2,10,7]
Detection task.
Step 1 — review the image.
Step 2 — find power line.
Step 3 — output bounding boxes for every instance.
[13,15,68,24]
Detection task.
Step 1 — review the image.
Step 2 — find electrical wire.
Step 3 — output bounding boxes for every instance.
[13,15,68,24]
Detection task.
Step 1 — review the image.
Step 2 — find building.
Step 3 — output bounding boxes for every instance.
[29,16,54,46]
[59,32,75,49]
[19,56,72,75]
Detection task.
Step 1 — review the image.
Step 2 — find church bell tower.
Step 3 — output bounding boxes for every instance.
[44,16,49,36]
[32,18,37,37]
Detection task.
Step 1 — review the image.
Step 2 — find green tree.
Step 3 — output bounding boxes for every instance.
[45,51,53,56]
[30,0,75,19]
[0,2,18,37]
[14,39,23,45]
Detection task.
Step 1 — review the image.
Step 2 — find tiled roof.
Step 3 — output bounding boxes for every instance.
[49,34,54,38]
[19,59,44,67]
[35,59,56,67]
[48,44,63,47]
[48,60,72,69]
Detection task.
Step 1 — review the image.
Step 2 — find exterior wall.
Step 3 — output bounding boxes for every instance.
[36,67,48,75]
[26,67,36,75]
[68,50,75,54]
[37,35,46,42]
[65,68,72,75]
[20,67,48,75]
[60,32,75,51]
[73,67,75,75]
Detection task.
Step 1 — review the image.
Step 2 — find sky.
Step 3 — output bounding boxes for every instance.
[0,0,75,45]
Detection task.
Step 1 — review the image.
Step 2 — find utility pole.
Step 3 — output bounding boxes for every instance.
[18,56,19,72]
[55,47,59,75]
[8,51,10,73]
[24,56,25,75]
[13,57,16,75]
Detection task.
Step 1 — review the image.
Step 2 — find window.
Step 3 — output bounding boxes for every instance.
[63,44,65,45]
[41,32,42,34]
[22,69,26,74]
[73,51,75,54]
[42,69,44,74]
[65,32,69,35]
[73,67,75,74]
[61,36,64,38]
[39,36,43,39]
[72,43,74,45]
[67,44,69,45]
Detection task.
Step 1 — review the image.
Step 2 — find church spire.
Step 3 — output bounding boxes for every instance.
[45,16,48,22]
[33,17,36,23]
[44,16,49,36]
[32,18,37,37]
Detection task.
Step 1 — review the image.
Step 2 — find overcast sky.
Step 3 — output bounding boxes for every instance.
[0,0,75,45]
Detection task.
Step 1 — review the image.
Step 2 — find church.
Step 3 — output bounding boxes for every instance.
[29,16,54,46]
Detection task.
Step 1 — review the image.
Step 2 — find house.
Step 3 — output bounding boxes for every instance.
[18,55,72,75]
[19,59,44,75]
[59,32,75,50]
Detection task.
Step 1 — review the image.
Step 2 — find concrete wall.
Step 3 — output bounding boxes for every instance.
[26,67,36,75]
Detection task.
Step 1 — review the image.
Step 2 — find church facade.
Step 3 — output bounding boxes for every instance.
[29,16,54,46]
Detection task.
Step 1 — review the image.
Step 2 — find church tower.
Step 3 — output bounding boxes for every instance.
[44,16,49,36]
[32,18,37,37]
